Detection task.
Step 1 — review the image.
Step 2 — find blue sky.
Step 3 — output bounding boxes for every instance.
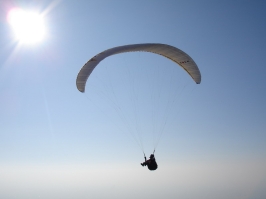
[0,0,266,199]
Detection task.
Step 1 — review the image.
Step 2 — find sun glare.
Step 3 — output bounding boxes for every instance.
[8,8,46,44]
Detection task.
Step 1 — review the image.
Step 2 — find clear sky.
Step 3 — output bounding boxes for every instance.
[0,0,266,199]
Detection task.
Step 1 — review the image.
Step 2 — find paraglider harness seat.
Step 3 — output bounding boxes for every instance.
[141,154,158,171]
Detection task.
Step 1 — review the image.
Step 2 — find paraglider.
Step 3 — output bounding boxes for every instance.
[141,154,158,171]
[76,43,201,170]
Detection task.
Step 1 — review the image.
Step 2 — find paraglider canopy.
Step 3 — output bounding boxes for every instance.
[76,43,201,93]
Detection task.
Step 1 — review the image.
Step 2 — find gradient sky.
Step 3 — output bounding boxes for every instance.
[0,0,266,199]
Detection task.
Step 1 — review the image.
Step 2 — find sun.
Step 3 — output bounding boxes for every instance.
[8,8,46,45]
